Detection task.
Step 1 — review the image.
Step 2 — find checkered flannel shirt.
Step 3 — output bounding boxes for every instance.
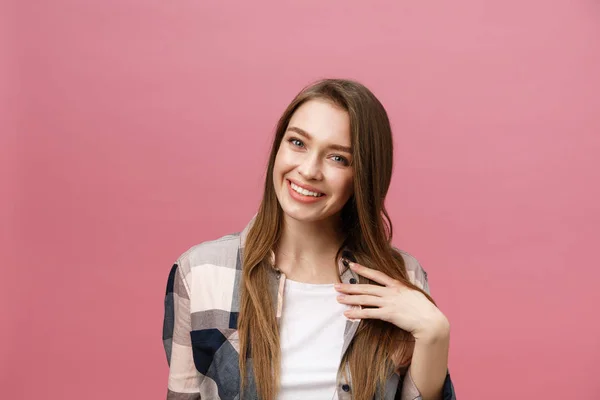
[163,217,456,399]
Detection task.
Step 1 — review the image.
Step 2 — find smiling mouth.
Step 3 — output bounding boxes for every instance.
[288,180,324,197]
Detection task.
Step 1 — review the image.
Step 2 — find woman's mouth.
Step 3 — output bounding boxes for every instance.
[289,181,324,197]
[286,179,326,203]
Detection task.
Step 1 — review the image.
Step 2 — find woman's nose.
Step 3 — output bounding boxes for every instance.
[298,154,323,180]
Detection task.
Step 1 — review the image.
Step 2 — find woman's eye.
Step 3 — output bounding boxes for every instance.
[332,155,349,165]
[289,138,304,148]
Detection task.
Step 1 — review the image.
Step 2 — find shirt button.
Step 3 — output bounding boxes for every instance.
[349,278,357,284]
[341,384,351,392]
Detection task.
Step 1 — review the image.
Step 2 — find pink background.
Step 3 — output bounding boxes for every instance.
[2,1,600,399]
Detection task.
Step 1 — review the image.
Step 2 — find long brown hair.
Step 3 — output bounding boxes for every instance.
[238,79,435,400]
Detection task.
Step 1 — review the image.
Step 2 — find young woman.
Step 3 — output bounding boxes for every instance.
[163,79,456,400]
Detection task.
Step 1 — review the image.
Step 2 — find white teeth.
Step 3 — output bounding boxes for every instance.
[290,182,322,197]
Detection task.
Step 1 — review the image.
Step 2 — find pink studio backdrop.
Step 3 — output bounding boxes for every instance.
[2,1,599,399]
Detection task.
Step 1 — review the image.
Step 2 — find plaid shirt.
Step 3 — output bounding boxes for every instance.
[163,217,456,400]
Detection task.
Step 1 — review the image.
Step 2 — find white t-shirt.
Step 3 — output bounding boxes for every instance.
[277,278,350,400]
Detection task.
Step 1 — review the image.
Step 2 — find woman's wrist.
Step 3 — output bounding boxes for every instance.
[413,313,450,343]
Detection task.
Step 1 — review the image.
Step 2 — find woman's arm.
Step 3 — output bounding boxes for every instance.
[163,263,201,399]
[335,258,456,400]
[407,317,451,400]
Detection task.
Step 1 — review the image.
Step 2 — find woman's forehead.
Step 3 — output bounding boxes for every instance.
[287,99,351,146]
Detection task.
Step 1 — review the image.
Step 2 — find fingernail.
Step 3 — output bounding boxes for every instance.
[334,283,341,289]
[337,295,345,301]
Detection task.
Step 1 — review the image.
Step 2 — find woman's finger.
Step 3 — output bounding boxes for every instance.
[343,307,387,321]
[334,283,387,297]
[346,261,401,287]
[337,294,384,307]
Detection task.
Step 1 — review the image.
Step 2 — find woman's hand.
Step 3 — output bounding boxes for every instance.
[334,261,449,341]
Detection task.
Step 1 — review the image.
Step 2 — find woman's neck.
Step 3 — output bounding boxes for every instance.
[274,215,345,284]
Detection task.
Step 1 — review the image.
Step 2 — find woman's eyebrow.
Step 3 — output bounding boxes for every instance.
[286,126,352,154]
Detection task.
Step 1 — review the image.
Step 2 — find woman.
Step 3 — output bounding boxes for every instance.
[163,79,456,400]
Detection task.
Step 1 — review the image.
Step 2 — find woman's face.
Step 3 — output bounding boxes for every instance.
[273,99,354,224]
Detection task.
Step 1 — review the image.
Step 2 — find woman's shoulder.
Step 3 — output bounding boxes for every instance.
[173,231,242,283]
[392,247,430,293]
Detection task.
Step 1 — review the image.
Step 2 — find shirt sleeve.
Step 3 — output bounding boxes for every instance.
[163,263,202,399]
[397,253,457,400]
